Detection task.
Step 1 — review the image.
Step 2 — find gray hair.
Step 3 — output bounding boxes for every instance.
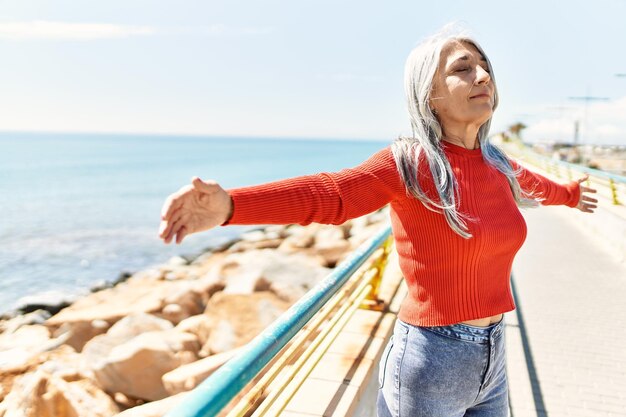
[392,23,540,239]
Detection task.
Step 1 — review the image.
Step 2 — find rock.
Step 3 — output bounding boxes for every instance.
[222,268,268,295]
[112,392,147,410]
[348,222,387,248]
[0,345,72,404]
[278,233,315,252]
[163,284,204,318]
[14,290,77,316]
[202,319,237,355]
[162,347,244,395]
[159,304,185,325]
[200,236,242,254]
[50,319,110,352]
[226,238,284,253]
[82,313,174,370]
[113,392,188,417]
[0,325,52,373]
[109,314,173,339]
[90,279,113,293]
[201,292,291,355]
[92,330,199,401]
[162,268,196,281]
[114,271,134,284]
[366,208,388,224]
[314,225,349,243]
[263,225,289,237]
[35,345,84,382]
[129,268,163,281]
[167,256,189,267]
[174,315,213,347]
[45,278,194,343]
[278,225,318,251]
[191,273,226,306]
[284,223,322,238]
[0,310,51,335]
[0,368,119,417]
[240,230,269,242]
[92,319,110,331]
[314,239,352,268]
[219,250,330,302]
[90,271,134,292]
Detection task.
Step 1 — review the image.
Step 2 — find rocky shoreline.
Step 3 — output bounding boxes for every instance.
[0,209,389,417]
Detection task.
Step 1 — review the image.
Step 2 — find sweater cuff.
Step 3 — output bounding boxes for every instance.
[563,180,581,208]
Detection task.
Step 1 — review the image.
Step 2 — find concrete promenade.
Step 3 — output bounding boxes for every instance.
[504,204,626,416]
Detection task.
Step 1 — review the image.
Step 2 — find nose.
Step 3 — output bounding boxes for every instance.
[475,65,491,85]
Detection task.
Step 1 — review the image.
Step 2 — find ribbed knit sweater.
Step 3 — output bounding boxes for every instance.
[222,141,581,326]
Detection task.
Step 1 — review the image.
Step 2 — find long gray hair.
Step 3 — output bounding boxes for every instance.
[392,24,539,239]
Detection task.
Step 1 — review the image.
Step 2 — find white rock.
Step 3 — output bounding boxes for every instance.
[240,230,267,242]
[92,330,199,401]
[0,369,119,417]
[219,250,330,302]
[174,314,213,346]
[162,347,244,395]
[82,313,173,371]
[202,319,237,355]
[167,256,189,267]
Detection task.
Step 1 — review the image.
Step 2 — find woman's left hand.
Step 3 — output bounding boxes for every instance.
[575,174,598,213]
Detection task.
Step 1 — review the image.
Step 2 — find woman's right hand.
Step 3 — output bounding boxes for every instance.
[159,177,233,245]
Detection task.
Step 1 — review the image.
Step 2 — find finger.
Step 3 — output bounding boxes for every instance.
[577,174,590,183]
[192,177,219,194]
[582,196,598,203]
[159,207,180,238]
[169,222,186,244]
[161,196,181,221]
[161,185,194,220]
[165,217,184,244]
[580,186,597,193]
[159,207,183,238]
[176,226,188,244]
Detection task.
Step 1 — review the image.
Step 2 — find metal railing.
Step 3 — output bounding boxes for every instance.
[165,223,394,417]
[504,142,626,207]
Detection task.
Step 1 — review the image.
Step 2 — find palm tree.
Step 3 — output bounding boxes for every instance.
[508,122,527,139]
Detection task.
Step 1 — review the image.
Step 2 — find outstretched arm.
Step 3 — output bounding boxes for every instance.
[159,146,405,244]
[222,146,405,226]
[509,159,597,212]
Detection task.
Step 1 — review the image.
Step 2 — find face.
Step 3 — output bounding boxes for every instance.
[429,40,495,129]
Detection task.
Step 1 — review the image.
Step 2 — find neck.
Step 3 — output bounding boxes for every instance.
[441,123,482,150]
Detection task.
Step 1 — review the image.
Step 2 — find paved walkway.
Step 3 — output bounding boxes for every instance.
[504,204,626,417]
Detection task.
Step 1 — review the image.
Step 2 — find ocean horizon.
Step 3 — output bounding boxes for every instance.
[0,131,390,315]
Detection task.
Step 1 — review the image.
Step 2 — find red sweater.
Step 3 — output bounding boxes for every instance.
[222,142,580,326]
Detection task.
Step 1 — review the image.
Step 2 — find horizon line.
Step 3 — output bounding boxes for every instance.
[0,129,395,143]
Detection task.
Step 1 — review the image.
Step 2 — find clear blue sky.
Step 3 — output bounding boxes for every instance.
[1,0,625,145]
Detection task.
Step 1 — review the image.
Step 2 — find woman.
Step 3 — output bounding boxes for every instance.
[158,26,597,417]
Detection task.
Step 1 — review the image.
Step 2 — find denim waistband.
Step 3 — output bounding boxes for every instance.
[397,316,504,344]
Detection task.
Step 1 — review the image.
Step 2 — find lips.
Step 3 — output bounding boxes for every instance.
[470,93,491,99]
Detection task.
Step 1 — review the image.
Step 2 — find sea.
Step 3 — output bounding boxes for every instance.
[0,132,389,315]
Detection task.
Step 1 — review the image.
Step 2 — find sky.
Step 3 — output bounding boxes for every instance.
[1,0,625,145]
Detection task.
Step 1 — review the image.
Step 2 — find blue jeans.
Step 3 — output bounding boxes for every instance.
[377,316,509,417]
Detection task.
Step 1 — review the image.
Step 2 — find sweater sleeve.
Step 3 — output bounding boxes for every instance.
[510,159,581,208]
[221,146,405,226]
